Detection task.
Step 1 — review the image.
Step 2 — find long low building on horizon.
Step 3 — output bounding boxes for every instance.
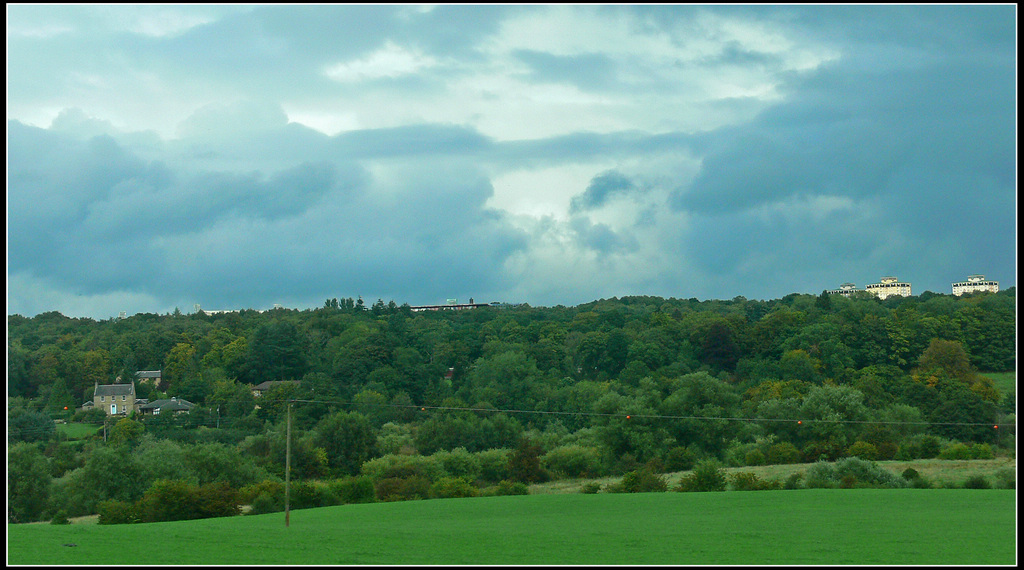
[952,274,999,296]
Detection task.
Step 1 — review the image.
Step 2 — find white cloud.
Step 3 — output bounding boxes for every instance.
[488,164,614,220]
[323,41,441,82]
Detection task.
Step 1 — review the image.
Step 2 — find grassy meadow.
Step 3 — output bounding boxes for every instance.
[8,488,1016,565]
[529,457,1017,495]
[981,371,1016,400]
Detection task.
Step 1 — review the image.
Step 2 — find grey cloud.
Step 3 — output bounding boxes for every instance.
[7,114,529,314]
[570,170,638,214]
[569,217,637,255]
[332,124,493,159]
[176,100,290,140]
[512,50,616,91]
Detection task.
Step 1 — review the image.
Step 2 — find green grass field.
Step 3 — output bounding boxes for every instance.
[55,422,102,440]
[8,489,1015,565]
[981,371,1016,400]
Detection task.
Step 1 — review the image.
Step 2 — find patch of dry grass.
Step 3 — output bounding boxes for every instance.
[529,457,1016,494]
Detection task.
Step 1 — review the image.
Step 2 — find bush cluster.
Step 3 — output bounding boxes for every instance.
[98,479,241,524]
[606,468,667,493]
[804,458,907,489]
[729,472,782,491]
[675,460,727,492]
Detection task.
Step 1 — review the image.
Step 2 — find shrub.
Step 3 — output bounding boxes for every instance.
[873,441,898,460]
[783,472,804,490]
[50,510,71,525]
[476,449,512,483]
[723,441,758,468]
[917,435,941,458]
[97,500,139,525]
[994,467,1015,489]
[248,492,283,515]
[289,481,334,510]
[730,472,781,491]
[609,468,667,493]
[580,482,601,494]
[833,457,907,489]
[846,441,879,461]
[327,476,377,504]
[239,480,284,504]
[135,479,197,522]
[766,442,802,465]
[374,475,431,502]
[361,454,445,483]
[663,446,698,472]
[541,445,605,479]
[492,480,529,496]
[675,460,726,493]
[192,481,243,518]
[432,448,481,481]
[804,461,839,489]
[901,468,920,481]
[508,438,549,483]
[938,443,973,460]
[743,449,766,467]
[135,479,242,523]
[908,476,933,489]
[897,434,946,460]
[430,476,479,499]
[963,475,991,489]
[839,474,860,489]
[969,443,994,459]
[801,440,844,462]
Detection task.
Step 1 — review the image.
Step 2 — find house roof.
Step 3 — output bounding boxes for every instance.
[136,370,162,378]
[95,383,135,397]
[139,398,193,411]
[253,380,300,390]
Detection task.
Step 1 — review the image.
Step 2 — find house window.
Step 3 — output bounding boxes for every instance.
[122,395,126,401]
[111,404,117,414]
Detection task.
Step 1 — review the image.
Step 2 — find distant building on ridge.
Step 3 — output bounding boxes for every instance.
[825,283,860,297]
[865,276,911,300]
[952,274,999,296]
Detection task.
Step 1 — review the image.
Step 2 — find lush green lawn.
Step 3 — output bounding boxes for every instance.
[7,489,1015,565]
[981,371,1015,400]
[56,422,102,440]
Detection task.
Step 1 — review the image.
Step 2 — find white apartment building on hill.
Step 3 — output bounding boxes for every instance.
[952,274,999,296]
[864,276,911,300]
[825,283,860,297]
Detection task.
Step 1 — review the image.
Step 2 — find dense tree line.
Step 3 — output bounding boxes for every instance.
[7,289,1016,522]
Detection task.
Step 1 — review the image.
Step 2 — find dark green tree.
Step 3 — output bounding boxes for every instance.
[312,411,379,476]
[8,443,53,522]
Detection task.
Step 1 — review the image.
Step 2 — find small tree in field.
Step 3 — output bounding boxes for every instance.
[607,468,667,493]
[675,460,726,492]
[508,438,548,483]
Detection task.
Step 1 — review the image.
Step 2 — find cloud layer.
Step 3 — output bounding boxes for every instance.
[7,5,1016,318]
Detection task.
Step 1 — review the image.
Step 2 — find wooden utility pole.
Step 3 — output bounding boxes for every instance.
[285,400,292,527]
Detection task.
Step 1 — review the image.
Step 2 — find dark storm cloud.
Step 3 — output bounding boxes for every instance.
[570,170,639,214]
[667,5,1015,295]
[7,113,528,313]
[6,5,1015,316]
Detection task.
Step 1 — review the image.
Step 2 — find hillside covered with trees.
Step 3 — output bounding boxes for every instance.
[7,289,1016,523]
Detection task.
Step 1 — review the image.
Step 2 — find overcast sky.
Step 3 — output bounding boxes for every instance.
[6,4,1017,319]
